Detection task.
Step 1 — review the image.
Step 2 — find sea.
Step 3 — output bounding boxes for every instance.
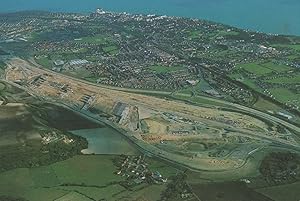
[0,0,300,36]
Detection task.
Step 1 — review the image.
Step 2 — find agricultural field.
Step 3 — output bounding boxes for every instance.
[236,61,293,76]
[187,29,239,40]
[256,182,300,201]
[2,10,299,116]
[253,98,283,113]
[2,69,300,201]
[0,155,178,201]
[269,88,300,105]
[230,59,300,111]
[190,182,273,201]
[63,68,95,80]
[55,192,94,201]
[267,74,300,84]
[229,75,263,92]
[35,56,52,68]
[1,9,300,201]
[237,63,272,75]
[0,82,90,173]
[3,151,297,201]
[0,155,121,201]
[273,44,300,51]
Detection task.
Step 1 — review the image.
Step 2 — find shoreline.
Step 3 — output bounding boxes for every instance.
[0,3,299,37]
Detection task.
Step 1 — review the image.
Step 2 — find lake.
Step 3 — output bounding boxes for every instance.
[70,128,139,155]
[0,0,300,35]
[38,103,139,155]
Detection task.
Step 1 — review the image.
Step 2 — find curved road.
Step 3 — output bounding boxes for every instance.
[26,58,300,135]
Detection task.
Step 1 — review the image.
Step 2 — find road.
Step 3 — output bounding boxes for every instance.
[2,76,300,173]
[3,58,300,174]
[27,58,300,135]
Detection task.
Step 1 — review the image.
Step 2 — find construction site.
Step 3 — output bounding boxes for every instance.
[4,57,300,173]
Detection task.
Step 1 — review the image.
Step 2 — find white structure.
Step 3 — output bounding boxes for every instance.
[278,112,293,120]
[54,60,65,66]
[69,59,89,66]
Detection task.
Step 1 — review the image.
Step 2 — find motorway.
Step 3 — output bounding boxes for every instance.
[27,58,300,135]
[2,58,300,175]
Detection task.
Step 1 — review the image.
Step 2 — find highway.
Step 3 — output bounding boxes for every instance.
[2,75,300,172]
[2,58,300,174]
[26,58,300,136]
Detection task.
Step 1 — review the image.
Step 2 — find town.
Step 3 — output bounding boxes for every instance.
[115,155,167,186]
[1,8,300,201]
[1,9,299,115]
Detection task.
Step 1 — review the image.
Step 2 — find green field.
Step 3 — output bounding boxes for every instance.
[273,44,300,51]
[262,62,293,72]
[253,97,282,113]
[63,68,94,80]
[187,30,203,39]
[51,155,121,186]
[237,61,293,76]
[269,88,300,103]
[79,35,111,45]
[191,182,273,201]
[0,155,178,201]
[256,181,300,201]
[187,29,239,40]
[103,45,118,55]
[0,155,122,201]
[218,30,239,36]
[0,168,67,201]
[238,63,273,75]
[55,192,93,201]
[230,76,263,92]
[242,79,261,90]
[267,74,300,84]
[35,56,53,68]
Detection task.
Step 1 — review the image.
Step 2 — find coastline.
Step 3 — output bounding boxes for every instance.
[0,0,299,36]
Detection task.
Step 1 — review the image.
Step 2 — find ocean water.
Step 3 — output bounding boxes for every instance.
[0,0,300,36]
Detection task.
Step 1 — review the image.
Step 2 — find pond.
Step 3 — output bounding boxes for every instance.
[70,127,139,155]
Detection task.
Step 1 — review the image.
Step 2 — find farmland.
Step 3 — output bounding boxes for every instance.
[267,74,300,84]
[236,61,293,75]
[1,78,300,201]
[269,88,300,104]
[256,182,300,201]
[1,8,300,201]
[0,155,178,201]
